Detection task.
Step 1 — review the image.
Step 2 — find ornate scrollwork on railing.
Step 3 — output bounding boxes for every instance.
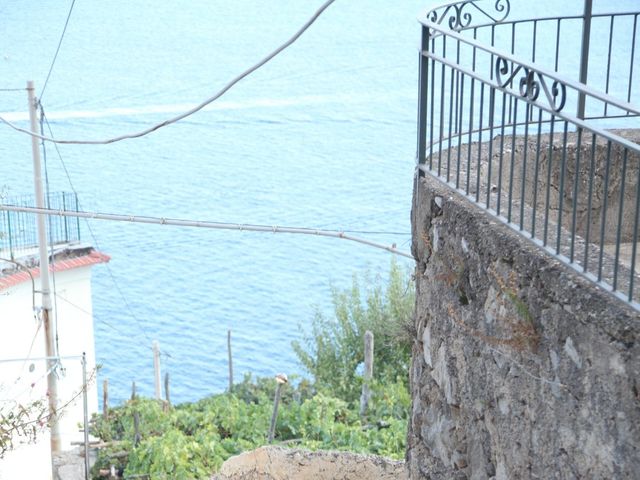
[495,56,567,112]
[426,0,511,33]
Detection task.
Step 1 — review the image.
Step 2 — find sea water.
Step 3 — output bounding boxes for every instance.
[0,0,637,404]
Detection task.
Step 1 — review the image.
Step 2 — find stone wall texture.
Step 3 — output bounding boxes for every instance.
[407,174,640,479]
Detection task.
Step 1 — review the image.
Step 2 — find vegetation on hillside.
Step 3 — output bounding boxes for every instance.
[90,261,415,479]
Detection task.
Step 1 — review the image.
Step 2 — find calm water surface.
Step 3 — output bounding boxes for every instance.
[1,0,636,404]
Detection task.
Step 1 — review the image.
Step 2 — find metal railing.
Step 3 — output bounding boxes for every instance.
[416,0,640,307]
[0,191,81,260]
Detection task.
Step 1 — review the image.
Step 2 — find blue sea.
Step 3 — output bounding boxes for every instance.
[1,0,637,404]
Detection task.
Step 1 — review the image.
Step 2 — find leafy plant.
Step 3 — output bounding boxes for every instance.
[90,262,415,478]
[292,259,414,402]
[0,396,48,458]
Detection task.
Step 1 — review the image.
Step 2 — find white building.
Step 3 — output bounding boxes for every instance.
[0,193,108,480]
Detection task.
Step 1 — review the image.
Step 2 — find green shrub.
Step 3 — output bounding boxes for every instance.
[292,259,414,402]
[90,262,415,478]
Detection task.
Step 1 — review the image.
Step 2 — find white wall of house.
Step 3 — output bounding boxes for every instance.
[0,263,100,480]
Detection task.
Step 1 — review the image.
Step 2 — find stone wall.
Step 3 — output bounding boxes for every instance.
[407,174,640,479]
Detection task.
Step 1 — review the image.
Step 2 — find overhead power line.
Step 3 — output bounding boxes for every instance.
[40,0,78,101]
[40,109,157,349]
[0,204,414,259]
[0,0,337,145]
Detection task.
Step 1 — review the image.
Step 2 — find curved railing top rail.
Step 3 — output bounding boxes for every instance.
[418,6,640,134]
[421,0,511,32]
[420,0,638,33]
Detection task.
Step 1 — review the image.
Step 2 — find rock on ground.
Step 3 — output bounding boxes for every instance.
[52,447,96,480]
[211,446,406,480]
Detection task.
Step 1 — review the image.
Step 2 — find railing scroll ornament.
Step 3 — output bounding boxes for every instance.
[426,0,511,32]
[495,56,567,112]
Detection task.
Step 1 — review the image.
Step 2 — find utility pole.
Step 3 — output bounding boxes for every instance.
[27,80,61,453]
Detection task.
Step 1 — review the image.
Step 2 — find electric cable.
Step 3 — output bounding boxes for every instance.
[0,0,337,145]
[0,204,414,259]
[0,257,37,315]
[40,0,77,102]
[54,292,150,379]
[0,257,43,389]
[40,109,173,357]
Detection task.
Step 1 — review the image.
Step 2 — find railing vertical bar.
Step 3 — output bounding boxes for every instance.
[7,209,14,260]
[63,193,69,243]
[519,103,531,231]
[556,121,569,254]
[417,25,430,168]
[532,20,537,63]
[75,193,81,242]
[490,25,496,81]
[447,66,455,182]
[429,47,436,170]
[467,77,475,196]
[583,134,597,272]
[577,0,593,119]
[438,37,447,177]
[456,74,465,189]
[613,148,629,291]
[472,28,478,69]
[454,40,461,135]
[597,140,613,282]
[531,20,537,122]
[531,108,543,238]
[508,23,515,125]
[569,128,583,262]
[486,86,495,208]
[604,15,615,116]
[497,92,507,216]
[629,159,640,301]
[543,115,556,246]
[555,19,561,72]
[507,99,518,223]
[628,14,637,105]
[476,82,485,203]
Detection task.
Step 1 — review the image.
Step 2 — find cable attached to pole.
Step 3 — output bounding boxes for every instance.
[0,0,337,145]
[0,204,414,259]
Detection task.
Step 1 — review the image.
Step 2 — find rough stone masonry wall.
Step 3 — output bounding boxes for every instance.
[407,174,640,479]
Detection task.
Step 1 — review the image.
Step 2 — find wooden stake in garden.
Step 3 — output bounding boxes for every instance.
[103,379,109,420]
[153,340,162,400]
[133,411,141,446]
[227,329,233,392]
[267,373,288,443]
[164,372,171,408]
[359,330,374,418]
[131,381,137,401]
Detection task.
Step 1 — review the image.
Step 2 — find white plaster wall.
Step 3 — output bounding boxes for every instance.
[0,265,99,479]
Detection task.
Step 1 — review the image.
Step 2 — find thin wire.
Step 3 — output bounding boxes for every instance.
[0,257,37,314]
[41,111,161,351]
[0,204,415,259]
[0,256,45,385]
[0,88,26,92]
[40,0,77,102]
[1,357,55,403]
[0,0,337,145]
[341,230,409,236]
[54,293,155,371]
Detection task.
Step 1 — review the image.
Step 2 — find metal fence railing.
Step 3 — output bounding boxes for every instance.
[0,191,81,261]
[416,0,640,308]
